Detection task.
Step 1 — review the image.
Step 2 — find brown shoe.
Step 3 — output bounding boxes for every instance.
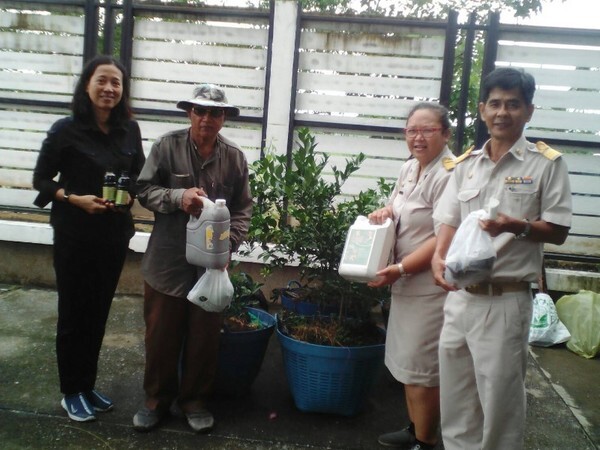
[186,409,214,433]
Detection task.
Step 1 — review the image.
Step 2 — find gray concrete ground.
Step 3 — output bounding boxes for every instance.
[0,285,597,450]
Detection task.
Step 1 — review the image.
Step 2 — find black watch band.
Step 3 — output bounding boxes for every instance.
[515,219,531,240]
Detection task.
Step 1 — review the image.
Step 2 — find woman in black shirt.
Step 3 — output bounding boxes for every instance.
[33,55,145,422]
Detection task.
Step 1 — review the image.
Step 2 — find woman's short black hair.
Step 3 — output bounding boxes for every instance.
[480,67,536,106]
[71,55,132,128]
[406,102,451,132]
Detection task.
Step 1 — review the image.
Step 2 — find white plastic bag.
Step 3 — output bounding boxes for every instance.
[187,269,234,312]
[529,292,571,347]
[445,209,496,288]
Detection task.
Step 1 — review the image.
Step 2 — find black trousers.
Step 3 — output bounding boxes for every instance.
[53,231,128,395]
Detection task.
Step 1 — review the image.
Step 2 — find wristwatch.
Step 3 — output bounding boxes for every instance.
[515,219,531,240]
[397,263,408,277]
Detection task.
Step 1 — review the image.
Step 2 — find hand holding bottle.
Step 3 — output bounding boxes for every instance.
[67,194,109,215]
[182,187,207,216]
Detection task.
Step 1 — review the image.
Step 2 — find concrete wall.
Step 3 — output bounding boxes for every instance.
[2,240,598,297]
[0,240,300,299]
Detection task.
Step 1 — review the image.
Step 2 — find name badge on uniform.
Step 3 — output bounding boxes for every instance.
[505,176,533,185]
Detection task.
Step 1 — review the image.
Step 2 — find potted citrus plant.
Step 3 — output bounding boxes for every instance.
[247,128,392,319]
[243,128,393,415]
[214,266,276,397]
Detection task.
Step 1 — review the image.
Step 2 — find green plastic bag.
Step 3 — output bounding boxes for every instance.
[555,290,600,359]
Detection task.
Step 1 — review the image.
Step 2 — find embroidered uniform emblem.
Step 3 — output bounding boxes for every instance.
[535,141,562,160]
[505,176,533,184]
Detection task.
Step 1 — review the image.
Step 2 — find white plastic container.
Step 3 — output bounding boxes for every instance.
[338,215,395,283]
[186,198,231,269]
[487,197,499,220]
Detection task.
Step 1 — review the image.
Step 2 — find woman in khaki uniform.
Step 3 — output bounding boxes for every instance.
[369,103,455,450]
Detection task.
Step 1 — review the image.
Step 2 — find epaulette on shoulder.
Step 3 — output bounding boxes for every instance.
[442,146,474,171]
[535,141,562,161]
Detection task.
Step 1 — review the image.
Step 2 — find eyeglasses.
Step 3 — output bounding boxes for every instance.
[404,127,443,138]
[192,107,225,118]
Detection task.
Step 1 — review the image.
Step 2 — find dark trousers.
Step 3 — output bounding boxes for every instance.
[53,232,128,395]
[142,282,222,414]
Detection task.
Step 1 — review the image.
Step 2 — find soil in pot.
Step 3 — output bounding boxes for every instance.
[278,310,385,347]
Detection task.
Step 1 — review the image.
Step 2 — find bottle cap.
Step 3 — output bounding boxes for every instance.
[487,197,499,220]
[215,199,226,207]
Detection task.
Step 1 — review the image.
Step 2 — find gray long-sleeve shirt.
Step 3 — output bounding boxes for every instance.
[137,128,252,297]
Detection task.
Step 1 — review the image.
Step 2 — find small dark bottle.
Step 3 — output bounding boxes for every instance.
[114,171,130,208]
[102,170,117,204]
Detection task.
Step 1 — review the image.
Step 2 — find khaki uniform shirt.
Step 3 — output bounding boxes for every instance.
[137,128,252,298]
[390,146,455,296]
[433,136,572,283]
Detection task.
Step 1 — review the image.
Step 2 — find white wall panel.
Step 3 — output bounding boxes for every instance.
[301,26,446,58]
[0,51,82,74]
[497,43,600,67]
[0,11,84,34]
[299,52,444,78]
[131,40,267,67]
[0,32,84,54]
[0,4,598,259]
[133,18,268,46]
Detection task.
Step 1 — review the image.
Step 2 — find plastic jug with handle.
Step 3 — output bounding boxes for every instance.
[186,198,231,269]
[338,215,395,283]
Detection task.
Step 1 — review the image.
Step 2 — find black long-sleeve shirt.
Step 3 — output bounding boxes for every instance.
[33,117,146,243]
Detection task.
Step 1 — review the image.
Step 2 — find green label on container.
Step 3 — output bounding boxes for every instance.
[103,186,116,202]
[115,189,128,206]
[341,229,375,265]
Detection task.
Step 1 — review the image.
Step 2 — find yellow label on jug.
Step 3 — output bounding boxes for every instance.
[205,225,214,250]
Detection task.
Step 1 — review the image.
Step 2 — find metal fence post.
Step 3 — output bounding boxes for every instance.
[120,0,134,74]
[454,12,477,155]
[83,0,99,62]
[440,10,458,110]
[475,11,500,148]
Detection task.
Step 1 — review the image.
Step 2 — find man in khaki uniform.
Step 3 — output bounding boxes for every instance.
[432,67,572,450]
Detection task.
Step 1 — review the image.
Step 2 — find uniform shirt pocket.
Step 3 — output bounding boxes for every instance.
[169,173,193,189]
[502,184,539,219]
[457,188,481,217]
[216,183,234,205]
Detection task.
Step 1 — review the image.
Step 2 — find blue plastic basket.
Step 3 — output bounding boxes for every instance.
[281,293,319,315]
[280,281,338,316]
[277,319,385,416]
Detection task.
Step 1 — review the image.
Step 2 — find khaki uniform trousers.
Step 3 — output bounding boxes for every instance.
[142,282,222,414]
[439,288,533,450]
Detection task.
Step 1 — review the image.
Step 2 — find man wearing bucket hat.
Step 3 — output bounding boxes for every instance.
[133,84,252,433]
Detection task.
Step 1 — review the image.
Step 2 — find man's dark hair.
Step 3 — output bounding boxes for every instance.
[71,55,132,128]
[480,67,536,106]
